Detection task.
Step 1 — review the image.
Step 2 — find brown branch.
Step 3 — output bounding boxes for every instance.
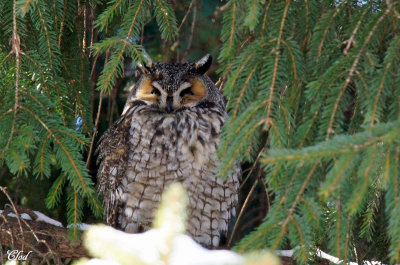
[0,187,89,262]
[0,210,89,260]
[178,1,194,32]
[227,177,259,248]
[86,51,110,169]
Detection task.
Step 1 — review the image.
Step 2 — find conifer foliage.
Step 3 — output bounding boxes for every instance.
[218,0,400,263]
[1,0,400,263]
[0,0,177,239]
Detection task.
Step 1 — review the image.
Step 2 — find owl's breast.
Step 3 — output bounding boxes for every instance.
[129,108,224,172]
[117,107,226,232]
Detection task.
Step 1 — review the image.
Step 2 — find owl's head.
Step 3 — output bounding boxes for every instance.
[128,54,224,114]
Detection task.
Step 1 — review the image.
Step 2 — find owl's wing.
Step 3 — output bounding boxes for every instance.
[96,113,133,226]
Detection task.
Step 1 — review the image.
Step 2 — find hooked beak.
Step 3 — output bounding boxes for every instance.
[166,96,173,113]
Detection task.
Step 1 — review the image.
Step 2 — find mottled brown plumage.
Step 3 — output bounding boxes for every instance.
[97,55,239,247]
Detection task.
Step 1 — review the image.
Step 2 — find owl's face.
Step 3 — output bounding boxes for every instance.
[130,55,224,114]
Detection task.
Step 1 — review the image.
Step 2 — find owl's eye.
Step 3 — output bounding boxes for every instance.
[180,79,207,105]
[180,87,194,97]
[151,87,161,96]
[136,78,159,104]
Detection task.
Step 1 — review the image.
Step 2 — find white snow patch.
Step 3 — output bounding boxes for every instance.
[316,249,343,264]
[170,234,243,265]
[276,248,386,265]
[33,211,63,227]
[275,249,294,257]
[0,209,63,227]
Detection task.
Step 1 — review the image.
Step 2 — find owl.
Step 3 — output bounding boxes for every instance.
[97,54,240,248]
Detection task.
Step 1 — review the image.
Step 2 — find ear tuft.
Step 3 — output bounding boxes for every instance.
[136,62,148,75]
[136,52,154,75]
[195,54,212,75]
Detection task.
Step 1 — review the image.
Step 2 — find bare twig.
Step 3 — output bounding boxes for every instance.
[239,146,267,190]
[1,187,88,262]
[182,0,196,58]
[227,177,259,248]
[178,1,194,32]
[2,0,22,158]
[260,177,271,209]
[58,0,68,47]
[86,51,110,168]
[86,93,103,168]
[343,8,367,55]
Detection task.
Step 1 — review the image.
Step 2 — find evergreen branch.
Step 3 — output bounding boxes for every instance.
[300,197,319,229]
[68,185,80,239]
[19,106,90,195]
[334,197,343,259]
[59,59,91,134]
[35,134,51,178]
[2,0,22,158]
[35,2,55,70]
[346,147,378,215]
[260,1,271,36]
[224,1,236,60]
[275,165,303,214]
[33,2,66,124]
[370,62,391,125]
[97,48,124,93]
[21,53,51,93]
[297,71,347,148]
[263,120,400,164]
[319,152,357,197]
[0,50,13,68]
[0,108,14,122]
[343,8,367,55]
[224,49,258,97]
[271,163,317,250]
[233,99,268,134]
[265,0,290,123]
[46,173,67,208]
[18,0,34,15]
[220,118,266,177]
[243,0,261,31]
[57,0,68,47]
[154,0,178,40]
[126,0,144,40]
[317,4,344,58]
[53,129,86,146]
[301,0,310,50]
[95,0,124,31]
[385,146,400,262]
[290,217,307,262]
[280,39,298,83]
[232,67,257,119]
[97,1,145,93]
[19,89,51,115]
[326,7,390,139]
[269,119,282,149]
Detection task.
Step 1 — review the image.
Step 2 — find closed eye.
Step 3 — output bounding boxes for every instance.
[151,87,161,96]
[180,87,193,97]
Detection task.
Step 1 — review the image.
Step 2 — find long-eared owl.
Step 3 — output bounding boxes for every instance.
[97,54,240,248]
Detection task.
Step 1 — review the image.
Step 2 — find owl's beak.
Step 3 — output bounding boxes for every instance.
[166,96,173,113]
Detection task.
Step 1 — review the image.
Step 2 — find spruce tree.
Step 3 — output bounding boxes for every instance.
[218,0,400,263]
[1,0,399,263]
